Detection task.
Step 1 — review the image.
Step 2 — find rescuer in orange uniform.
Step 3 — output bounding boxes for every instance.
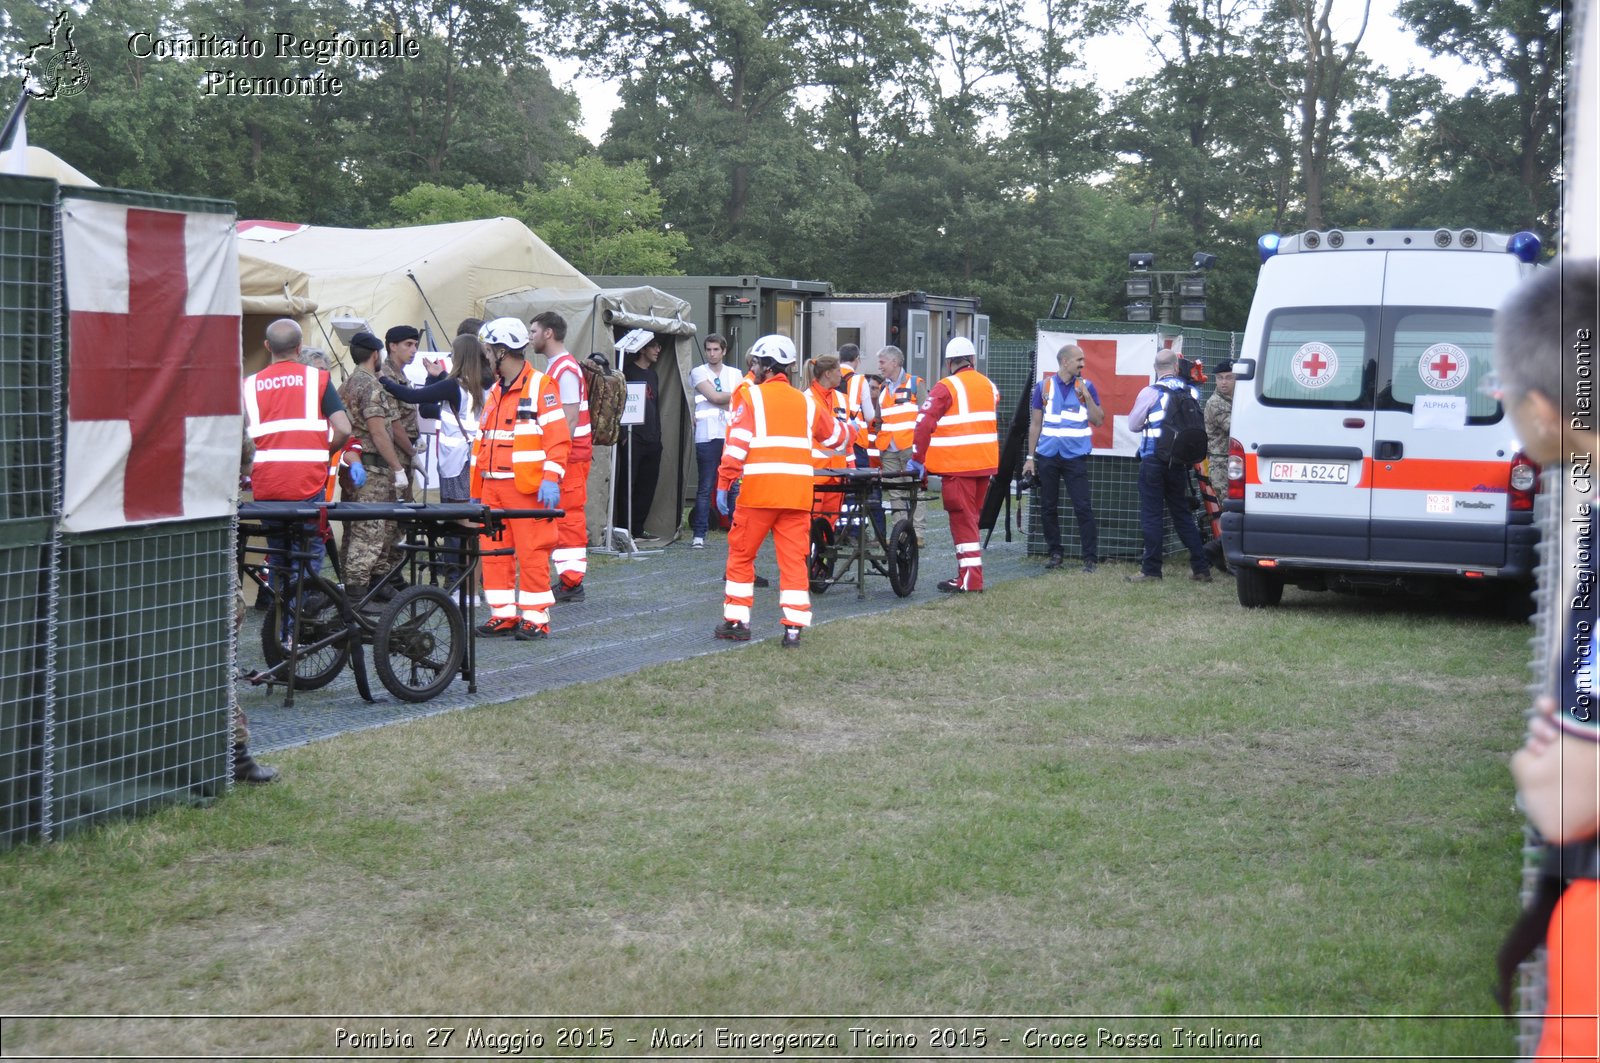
[714,335,848,649]
[909,337,999,593]
[806,353,850,532]
[472,318,570,640]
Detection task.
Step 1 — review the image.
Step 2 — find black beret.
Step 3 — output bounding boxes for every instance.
[385,324,420,345]
[349,331,383,353]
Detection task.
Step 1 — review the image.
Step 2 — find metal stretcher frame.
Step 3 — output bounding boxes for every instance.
[237,501,561,707]
[807,468,922,600]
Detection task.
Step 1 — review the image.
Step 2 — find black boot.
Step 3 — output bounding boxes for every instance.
[233,743,279,784]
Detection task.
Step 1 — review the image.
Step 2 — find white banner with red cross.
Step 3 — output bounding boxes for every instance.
[61,196,242,533]
[1036,330,1184,457]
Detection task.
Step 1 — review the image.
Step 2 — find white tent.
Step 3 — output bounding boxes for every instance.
[483,285,699,544]
[236,217,593,374]
[22,146,97,187]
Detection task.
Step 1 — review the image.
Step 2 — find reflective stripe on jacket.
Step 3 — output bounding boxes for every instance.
[545,350,591,465]
[472,363,572,498]
[719,379,844,509]
[1037,375,1093,460]
[925,369,999,475]
[877,372,924,451]
[244,362,329,500]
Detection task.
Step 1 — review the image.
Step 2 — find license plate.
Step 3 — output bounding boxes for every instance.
[1269,461,1349,484]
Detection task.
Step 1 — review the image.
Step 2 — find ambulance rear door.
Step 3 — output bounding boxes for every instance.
[1241,250,1384,562]
[1367,252,1523,569]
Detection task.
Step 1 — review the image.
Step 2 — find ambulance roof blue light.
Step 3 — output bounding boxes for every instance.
[1507,231,1541,264]
[1257,233,1281,263]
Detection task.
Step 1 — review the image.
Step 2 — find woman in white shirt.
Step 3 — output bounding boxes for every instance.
[687,332,744,547]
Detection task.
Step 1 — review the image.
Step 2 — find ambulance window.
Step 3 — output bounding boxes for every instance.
[1259,310,1367,405]
[1384,309,1500,420]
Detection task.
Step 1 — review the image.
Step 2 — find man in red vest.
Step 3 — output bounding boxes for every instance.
[714,334,848,648]
[909,337,999,594]
[533,311,592,604]
[242,317,353,782]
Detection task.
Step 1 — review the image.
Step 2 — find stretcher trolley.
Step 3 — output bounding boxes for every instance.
[808,468,921,599]
[237,501,560,706]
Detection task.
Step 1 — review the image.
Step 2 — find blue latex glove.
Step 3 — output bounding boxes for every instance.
[537,480,561,509]
[716,489,730,516]
[906,458,925,478]
[348,459,367,488]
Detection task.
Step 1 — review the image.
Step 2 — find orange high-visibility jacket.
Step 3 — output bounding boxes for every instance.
[809,380,853,471]
[876,371,925,452]
[719,379,845,510]
[922,368,999,476]
[472,362,571,498]
[725,369,759,437]
[244,361,332,501]
[841,366,876,453]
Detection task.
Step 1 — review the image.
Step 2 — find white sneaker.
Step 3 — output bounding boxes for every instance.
[691,537,705,549]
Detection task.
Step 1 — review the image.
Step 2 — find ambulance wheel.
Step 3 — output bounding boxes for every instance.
[809,517,837,593]
[1236,565,1284,608]
[887,519,919,597]
[374,586,465,703]
[260,593,349,690]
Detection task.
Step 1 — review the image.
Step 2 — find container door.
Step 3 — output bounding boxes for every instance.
[907,309,932,385]
[974,314,991,376]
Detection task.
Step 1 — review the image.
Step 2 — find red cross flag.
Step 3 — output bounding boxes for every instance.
[61,195,242,532]
[1036,330,1178,456]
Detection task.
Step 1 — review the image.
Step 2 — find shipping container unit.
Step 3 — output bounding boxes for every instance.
[592,275,833,367]
[810,292,990,385]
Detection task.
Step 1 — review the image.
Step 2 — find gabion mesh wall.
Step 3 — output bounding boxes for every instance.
[0,176,236,849]
[1021,320,1240,560]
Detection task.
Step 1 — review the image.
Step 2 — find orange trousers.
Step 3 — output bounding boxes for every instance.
[552,459,589,589]
[481,477,557,627]
[723,506,811,629]
[1537,878,1599,1061]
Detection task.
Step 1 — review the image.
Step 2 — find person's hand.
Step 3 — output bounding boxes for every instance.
[537,480,561,509]
[397,474,414,502]
[716,489,730,516]
[425,357,446,378]
[348,460,367,488]
[1075,377,1091,402]
[379,375,403,395]
[1021,458,1035,476]
[906,458,925,478]
[1522,696,1563,757]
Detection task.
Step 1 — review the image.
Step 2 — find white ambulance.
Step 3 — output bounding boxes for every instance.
[1221,228,1546,608]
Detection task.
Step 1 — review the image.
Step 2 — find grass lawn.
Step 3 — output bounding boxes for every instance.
[0,571,1530,1058]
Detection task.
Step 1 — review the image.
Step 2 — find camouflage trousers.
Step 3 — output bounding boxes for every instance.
[344,465,403,590]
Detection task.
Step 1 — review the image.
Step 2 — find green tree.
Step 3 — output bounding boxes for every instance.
[390,159,690,275]
[1392,0,1566,232]
[520,157,690,275]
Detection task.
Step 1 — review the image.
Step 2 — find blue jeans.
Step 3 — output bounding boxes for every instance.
[1138,456,1208,577]
[692,439,724,537]
[1037,453,1097,561]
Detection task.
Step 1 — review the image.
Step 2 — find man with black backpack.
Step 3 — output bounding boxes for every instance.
[1126,347,1212,583]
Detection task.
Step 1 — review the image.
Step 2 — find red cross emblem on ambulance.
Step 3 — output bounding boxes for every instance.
[1291,342,1339,390]
[1418,342,1469,391]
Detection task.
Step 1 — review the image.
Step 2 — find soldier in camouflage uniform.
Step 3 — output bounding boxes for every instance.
[1204,359,1235,502]
[340,331,411,604]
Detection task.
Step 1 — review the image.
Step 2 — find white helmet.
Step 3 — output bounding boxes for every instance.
[478,317,529,350]
[944,337,977,362]
[749,334,797,366]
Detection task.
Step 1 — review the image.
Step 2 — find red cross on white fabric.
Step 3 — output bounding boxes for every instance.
[67,206,241,523]
[1079,338,1156,451]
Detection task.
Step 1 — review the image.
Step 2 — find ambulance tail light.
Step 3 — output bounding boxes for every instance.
[1508,450,1540,510]
[1227,439,1246,501]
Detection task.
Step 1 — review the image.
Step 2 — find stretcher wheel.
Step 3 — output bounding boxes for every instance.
[260,592,349,690]
[808,516,838,593]
[887,519,919,597]
[1236,565,1284,608]
[373,585,465,702]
